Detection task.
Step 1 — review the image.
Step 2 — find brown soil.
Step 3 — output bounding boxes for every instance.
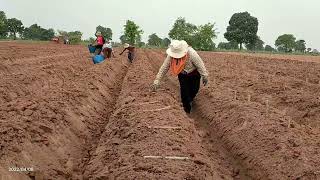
[1,42,320,180]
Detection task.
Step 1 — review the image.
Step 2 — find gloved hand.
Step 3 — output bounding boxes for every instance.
[202,76,208,86]
[151,80,160,92]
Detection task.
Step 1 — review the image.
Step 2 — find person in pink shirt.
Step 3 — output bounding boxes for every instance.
[92,31,105,55]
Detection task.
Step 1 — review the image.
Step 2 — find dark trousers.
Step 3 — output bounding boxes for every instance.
[103,48,112,58]
[178,70,201,113]
[128,52,135,63]
[94,45,103,55]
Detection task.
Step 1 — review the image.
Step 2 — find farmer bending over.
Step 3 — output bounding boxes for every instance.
[151,40,208,113]
[119,43,135,63]
[92,31,105,55]
[102,40,115,58]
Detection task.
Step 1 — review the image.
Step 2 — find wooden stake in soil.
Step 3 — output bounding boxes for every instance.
[247,94,251,102]
[144,156,190,160]
[137,101,160,106]
[143,106,171,112]
[266,99,269,118]
[165,156,190,160]
[233,90,237,100]
[143,156,162,159]
[147,126,182,130]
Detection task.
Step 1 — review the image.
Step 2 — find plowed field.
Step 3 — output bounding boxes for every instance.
[1,42,320,180]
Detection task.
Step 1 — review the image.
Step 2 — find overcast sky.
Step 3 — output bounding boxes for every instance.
[1,0,319,49]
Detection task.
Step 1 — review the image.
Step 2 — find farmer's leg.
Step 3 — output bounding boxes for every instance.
[128,52,133,63]
[189,72,201,101]
[178,73,192,113]
[107,48,112,58]
[95,45,103,55]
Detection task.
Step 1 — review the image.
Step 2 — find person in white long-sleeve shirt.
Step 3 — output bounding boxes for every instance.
[152,40,209,113]
[101,40,115,58]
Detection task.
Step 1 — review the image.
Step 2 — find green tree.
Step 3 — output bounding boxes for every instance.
[123,20,143,45]
[7,18,24,40]
[168,17,197,45]
[96,25,113,40]
[138,41,146,47]
[23,24,55,40]
[295,39,306,52]
[41,28,55,40]
[217,41,238,50]
[0,11,8,38]
[224,12,258,49]
[161,38,171,48]
[119,35,128,44]
[22,24,41,39]
[68,31,82,44]
[265,45,275,52]
[148,33,162,47]
[89,37,95,44]
[192,23,216,51]
[275,34,296,52]
[245,36,264,51]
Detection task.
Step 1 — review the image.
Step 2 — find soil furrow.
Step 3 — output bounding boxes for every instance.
[82,49,232,179]
[143,49,249,179]
[0,43,130,180]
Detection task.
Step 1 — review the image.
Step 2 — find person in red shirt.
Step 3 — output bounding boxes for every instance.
[92,31,105,55]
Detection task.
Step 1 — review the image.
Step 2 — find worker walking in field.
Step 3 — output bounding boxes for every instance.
[92,31,105,55]
[119,43,135,63]
[151,40,208,113]
[101,40,115,59]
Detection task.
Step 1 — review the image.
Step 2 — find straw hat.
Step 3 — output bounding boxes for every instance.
[95,31,102,36]
[166,40,189,58]
[124,43,130,48]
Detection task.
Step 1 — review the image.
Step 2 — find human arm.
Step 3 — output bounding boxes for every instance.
[119,48,127,55]
[152,55,171,91]
[189,48,209,85]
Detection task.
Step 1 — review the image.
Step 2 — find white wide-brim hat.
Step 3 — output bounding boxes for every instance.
[124,43,130,48]
[166,40,189,58]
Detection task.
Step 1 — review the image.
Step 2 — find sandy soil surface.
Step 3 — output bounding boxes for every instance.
[1,42,320,180]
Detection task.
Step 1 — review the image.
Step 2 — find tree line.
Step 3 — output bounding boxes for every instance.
[219,12,316,53]
[120,13,317,53]
[0,10,318,53]
[0,11,84,44]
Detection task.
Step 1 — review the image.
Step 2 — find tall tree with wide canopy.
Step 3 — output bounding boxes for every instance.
[7,18,24,40]
[0,11,8,38]
[192,23,217,51]
[123,20,143,45]
[168,17,197,45]
[275,34,296,52]
[224,12,259,49]
[295,39,306,52]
